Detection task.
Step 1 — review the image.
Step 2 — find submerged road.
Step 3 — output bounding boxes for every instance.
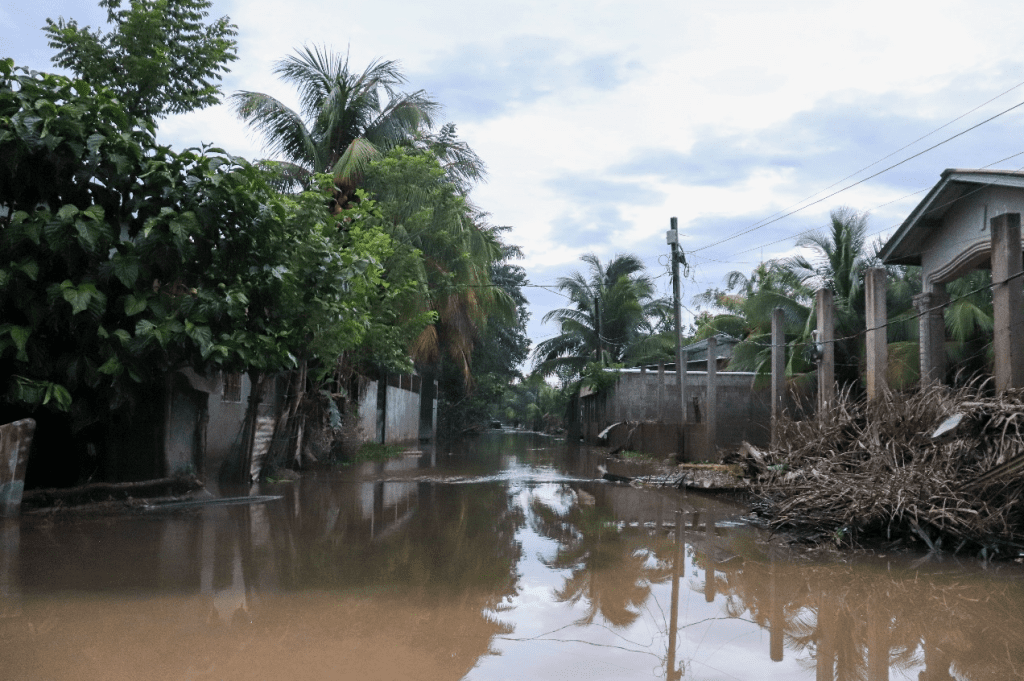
[2,431,1023,680]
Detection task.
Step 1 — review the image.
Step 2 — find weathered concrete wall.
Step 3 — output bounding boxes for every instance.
[356,380,378,444]
[385,378,420,444]
[581,369,773,461]
[206,373,250,469]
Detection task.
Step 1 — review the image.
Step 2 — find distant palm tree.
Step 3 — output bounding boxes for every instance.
[231,45,441,192]
[532,253,669,380]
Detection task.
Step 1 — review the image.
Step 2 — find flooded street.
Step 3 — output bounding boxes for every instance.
[2,432,1024,680]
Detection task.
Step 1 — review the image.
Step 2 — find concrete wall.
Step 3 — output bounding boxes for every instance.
[355,379,378,444]
[921,186,1024,287]
[581,369,773,460]
[384,376,421,444]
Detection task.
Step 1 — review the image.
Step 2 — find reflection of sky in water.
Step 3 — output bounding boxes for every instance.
[5,433,1018,680]
[468,481,915,681]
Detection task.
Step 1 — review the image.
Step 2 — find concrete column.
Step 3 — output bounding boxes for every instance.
[990,212,1024,392]
[657,363,665,422]
[865,268,888,400]
[771,307,785,448]
[913,286,948,386]
[639,365,648,420]
[816,289,835,414]
[706,335,718,459]
[431,379,439,442]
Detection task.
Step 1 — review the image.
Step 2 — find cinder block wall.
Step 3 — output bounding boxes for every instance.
[582,369,772,459]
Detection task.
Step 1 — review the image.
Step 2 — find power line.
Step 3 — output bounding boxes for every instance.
[709,77,1024,245]
[690,97,1024,255]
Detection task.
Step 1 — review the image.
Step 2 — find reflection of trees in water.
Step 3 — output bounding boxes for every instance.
[529,485,671,628]
[706,541,1024,681]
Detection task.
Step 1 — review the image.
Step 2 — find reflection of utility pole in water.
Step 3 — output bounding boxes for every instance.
[770,553,783,662]
[666,510,682,681]
[0,520,19,617]
[816,595,836,681]
[866,596,889,681]
[704,511,716,603]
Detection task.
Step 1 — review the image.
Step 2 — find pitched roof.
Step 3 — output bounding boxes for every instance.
[879,169,1024,265]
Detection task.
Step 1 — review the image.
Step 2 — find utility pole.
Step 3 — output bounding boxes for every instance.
[667,218,686,425]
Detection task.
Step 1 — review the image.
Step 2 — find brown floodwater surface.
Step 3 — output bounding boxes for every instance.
[2,431,1024,680]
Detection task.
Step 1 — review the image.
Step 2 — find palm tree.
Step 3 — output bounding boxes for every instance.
[532,253,669,380]
[231,45,441,193]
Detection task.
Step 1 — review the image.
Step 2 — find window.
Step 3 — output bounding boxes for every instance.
[222,373,242,402]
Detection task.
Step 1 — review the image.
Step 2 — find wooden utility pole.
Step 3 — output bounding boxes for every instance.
[668,218,686,424]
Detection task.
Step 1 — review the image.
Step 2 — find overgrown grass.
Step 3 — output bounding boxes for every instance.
[619,449,659,461]
[349,442,403,463]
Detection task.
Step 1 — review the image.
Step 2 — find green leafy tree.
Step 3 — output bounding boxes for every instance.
[0,61,394,482]
[532,253,669,380]
[44,0,238,121]
[361,148,510,384]
[231,46,441,192]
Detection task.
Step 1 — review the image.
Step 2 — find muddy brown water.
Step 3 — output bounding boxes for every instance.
[2,432,1024,680]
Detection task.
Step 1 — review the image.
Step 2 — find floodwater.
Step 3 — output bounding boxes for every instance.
[2,433,1024,680]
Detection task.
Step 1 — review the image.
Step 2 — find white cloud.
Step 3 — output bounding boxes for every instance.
[8,0,1024,353]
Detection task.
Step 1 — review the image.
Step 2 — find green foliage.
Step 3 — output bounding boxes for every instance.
[0,62,394,428]
[349,442,402,463]
[231,46,439,189]
[580,362,622,394]
[44,0,238,121]
[532,253,669,381]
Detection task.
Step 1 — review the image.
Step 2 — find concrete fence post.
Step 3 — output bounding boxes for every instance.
[706,335,718,459]
[657,363,665,422]
[991,212,1024,392]
[913,285,948,387]
[865,267,888,400]
[771,307,785,448]
[639,364,648,420]
[816,288,835,415]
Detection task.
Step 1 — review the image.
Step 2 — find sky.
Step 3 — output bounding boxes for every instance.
[6,1,1024,360]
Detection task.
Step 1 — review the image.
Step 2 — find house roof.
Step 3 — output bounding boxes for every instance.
[879,169,1024,266]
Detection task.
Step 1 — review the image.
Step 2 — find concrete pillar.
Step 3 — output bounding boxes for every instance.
[771,307,785,448]
[913,286,948,386]
[639,365,648,420]
[865,268,888,400]
[816,289,835,414]
[706,336,718,459]
[990,212,1024,392]
[431,379,439,442]
[657,363,666,422]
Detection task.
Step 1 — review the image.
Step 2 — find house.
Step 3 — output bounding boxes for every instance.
[878,169,1024,390]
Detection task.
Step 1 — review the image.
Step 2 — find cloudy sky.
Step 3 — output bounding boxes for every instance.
[6,1,1024,356]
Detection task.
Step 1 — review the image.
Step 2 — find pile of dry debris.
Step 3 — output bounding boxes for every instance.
[736,384,1024,559]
